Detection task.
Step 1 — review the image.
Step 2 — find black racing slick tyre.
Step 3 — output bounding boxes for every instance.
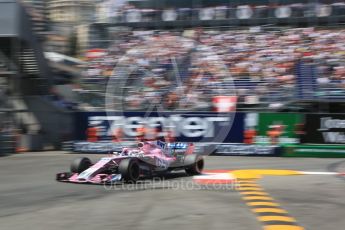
[184,154,204,175]
[70,157,92,174]
[119,158,140,183]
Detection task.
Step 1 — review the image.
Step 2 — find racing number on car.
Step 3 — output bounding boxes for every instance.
[156,158,168,169]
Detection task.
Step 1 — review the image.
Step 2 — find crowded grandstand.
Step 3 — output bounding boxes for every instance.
[51,0,342,112]
[80,26,345,111]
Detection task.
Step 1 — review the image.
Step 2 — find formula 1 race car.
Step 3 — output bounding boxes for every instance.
[56,141,204,184]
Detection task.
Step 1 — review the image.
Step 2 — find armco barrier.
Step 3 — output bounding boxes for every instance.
[0,132,16,155]
[283,145,345,158]
[62,141,281,156]
[302,114,345,144]
[63,141,211,155]
[210,144,281,156]
[69,141,132,153]
[63,141,345,158]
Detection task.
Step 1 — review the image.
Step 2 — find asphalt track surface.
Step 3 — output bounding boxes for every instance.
[0,152,344,230]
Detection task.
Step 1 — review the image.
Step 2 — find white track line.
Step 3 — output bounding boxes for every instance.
[299,171,340,175]
[193,173,235,180]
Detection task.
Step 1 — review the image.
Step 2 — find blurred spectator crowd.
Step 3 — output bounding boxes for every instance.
[81,26,345,111]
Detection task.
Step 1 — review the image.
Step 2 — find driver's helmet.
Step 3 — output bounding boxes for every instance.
[137,141,154,154]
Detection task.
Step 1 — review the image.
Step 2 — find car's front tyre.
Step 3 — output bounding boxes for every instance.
[70,157,92,174]
[119,158,140,183]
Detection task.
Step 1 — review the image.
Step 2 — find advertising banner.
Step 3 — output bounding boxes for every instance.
[302,114,345,144]
[295,60,317,100]
[74,112,244,143]
[244,113,303,145]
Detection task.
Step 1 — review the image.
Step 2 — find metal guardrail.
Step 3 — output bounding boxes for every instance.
[76,74,345,111]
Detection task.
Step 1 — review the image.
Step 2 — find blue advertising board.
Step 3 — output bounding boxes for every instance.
[74,112,244,143]
[295,60,317,100]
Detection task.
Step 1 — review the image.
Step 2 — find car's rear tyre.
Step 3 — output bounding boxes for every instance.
[184,154,204,175]
[70,157,92,174]
[119,158,140,183]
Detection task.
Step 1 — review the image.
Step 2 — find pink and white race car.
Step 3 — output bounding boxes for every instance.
[56,141,204,184]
